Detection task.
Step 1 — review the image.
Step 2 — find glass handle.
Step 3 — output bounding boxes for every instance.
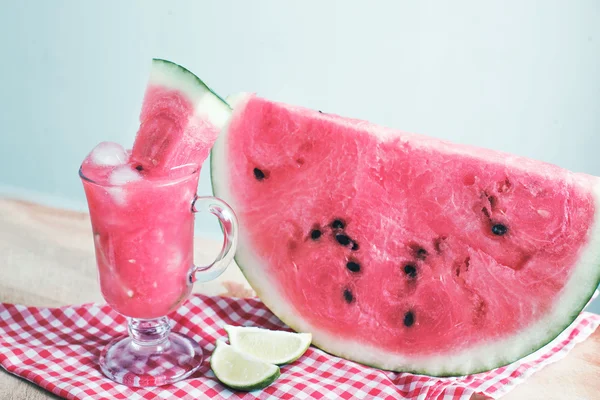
[190,196,239,283]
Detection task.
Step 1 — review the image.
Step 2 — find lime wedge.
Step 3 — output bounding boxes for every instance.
[210,340,280,391]
[225,325,312,365]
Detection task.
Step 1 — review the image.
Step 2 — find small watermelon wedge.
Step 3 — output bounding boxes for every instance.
[211,93,600,376]
[130,59,230,174]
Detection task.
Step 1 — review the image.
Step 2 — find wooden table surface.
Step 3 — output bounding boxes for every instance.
[0,197,598,400]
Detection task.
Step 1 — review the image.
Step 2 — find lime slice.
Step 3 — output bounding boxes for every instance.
[210,340,280,391]
[225,325,312,365]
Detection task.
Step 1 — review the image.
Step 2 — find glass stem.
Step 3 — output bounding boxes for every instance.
[128,316,171,350]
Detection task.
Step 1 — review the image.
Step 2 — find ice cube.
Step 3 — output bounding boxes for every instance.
[89,142,128,167]
[106,166,142,205]
[107,187,126,206]
[109,165,142,186]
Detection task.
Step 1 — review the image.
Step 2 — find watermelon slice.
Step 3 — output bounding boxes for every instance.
[131,59,230,174]
[211,93,600,376]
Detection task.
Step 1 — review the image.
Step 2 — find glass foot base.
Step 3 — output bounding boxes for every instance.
[99,332,203,387]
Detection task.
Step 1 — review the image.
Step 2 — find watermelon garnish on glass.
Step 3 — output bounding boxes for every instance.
[130,59,230,175]
[210,93,600,376]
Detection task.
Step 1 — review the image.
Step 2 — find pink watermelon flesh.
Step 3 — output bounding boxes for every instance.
[211,94,600,375]
[131,59,228,176]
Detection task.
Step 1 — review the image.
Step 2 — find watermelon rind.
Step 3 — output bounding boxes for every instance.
[210,93,600,376]
[149,58,231,129]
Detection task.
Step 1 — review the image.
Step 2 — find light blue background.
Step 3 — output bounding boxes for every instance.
[1,1,598,312]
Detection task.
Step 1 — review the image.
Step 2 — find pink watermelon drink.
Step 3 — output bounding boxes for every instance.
[80,145,198,319]
[79,59,238,387]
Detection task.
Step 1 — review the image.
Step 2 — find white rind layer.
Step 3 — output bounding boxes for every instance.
[149,59,230,129]
[211,93,600,376]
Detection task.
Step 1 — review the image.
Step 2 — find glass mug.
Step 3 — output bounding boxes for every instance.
[79,163,238,387]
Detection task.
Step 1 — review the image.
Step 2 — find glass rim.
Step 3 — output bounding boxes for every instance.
[78,162,201,188]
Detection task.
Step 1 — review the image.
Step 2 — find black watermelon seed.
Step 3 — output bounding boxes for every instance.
[343,288,354,303]
[310,229,322,240]
[331,219,345,230]
[403,264,417,278]
[416,248,427,260]
[335,234,351,246]
[491,224,508,236]
[253,168,266,180]
[135,165,144,172]
[351,241,359,251]
[346,261,360,273]
[403,311,415,327]
[409,243,427,260]
[318,110,323,114]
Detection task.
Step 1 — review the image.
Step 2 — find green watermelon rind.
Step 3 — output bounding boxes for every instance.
[149,59,231,129]
[151,58,230,108]
[210,94,600,377]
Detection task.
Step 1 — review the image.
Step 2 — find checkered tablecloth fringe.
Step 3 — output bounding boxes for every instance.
[0,294,598,400]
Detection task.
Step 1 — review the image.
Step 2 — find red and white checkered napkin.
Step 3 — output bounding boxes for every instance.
[0,295,598,400]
